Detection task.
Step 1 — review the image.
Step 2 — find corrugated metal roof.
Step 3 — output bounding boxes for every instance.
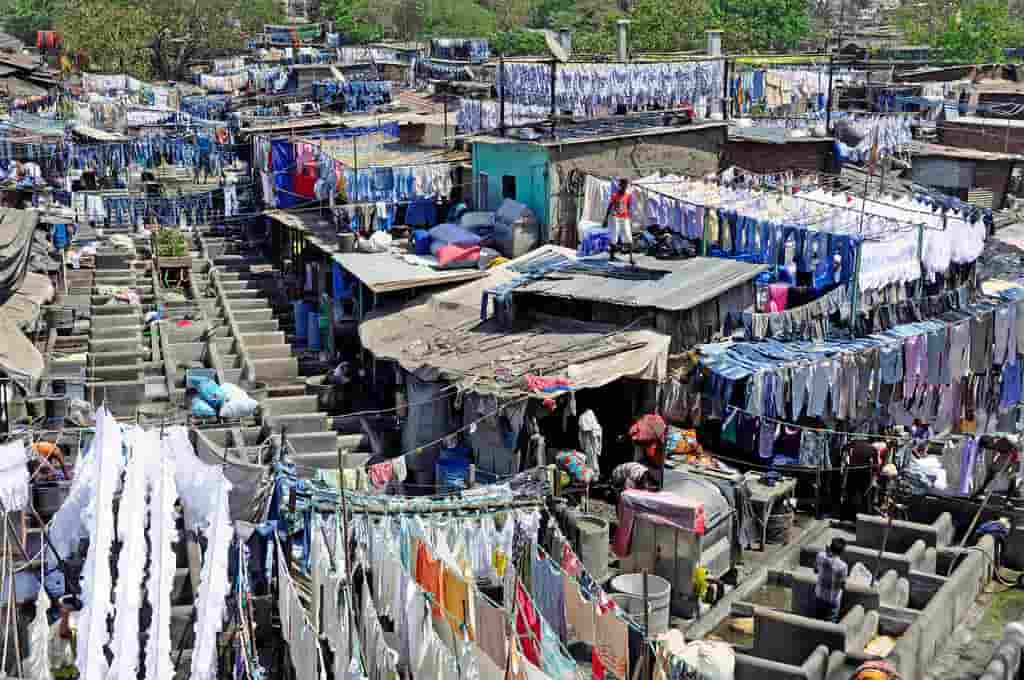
[514,254,766,312]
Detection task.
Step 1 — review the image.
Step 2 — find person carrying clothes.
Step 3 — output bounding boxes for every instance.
[814,537,848,622]
[604,178,633,261]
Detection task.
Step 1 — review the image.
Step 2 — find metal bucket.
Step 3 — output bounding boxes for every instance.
[45,396,68,420]
[575,514,610,582]
[305,375,335,412]
[338,232,356,253]
[610,573,672,636]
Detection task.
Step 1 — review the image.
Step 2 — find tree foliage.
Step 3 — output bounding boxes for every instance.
[55,0,284,80]
[897,0,1024,63]
[713,0,810,52]
[0,0,63,44]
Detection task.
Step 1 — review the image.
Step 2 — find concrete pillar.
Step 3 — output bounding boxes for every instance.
[617,20,631,62]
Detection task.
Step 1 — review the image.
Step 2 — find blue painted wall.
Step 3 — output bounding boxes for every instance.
[471,141,550,235]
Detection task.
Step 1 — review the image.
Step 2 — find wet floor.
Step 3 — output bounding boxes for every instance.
[925,574,1024,680]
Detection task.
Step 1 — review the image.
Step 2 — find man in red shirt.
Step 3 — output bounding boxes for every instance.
[604,178,633,261]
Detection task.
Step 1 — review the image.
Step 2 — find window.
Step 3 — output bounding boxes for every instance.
[502,175,517,200]
[477,172,489,210]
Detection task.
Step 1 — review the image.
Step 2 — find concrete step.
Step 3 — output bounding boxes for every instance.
[90,338,146,353]
[236,320,279,334]
[247,358,298,383]
[262,412,330,434]
[260,395,319,417]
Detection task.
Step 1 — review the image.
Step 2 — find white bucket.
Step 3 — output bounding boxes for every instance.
[611,573,672,636]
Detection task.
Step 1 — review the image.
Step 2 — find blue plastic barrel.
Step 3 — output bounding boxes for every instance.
[293,301,309,340]
[308,313,322,350]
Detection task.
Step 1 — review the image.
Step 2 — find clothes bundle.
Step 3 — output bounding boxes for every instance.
[82,73,129,94]
[264,23,323,45]
[431,38,490,63]
[322,504,641,680]
[700,292,1024,437]
[99,190,215,227]
[499,60,724,118]
[311,80,392,111]
[730,282,852,341]
[337,46,408,65]
[213,57,246,74]
[832,115,914,163]
[417,59,475,81]
[36,30,61,49]
[457,99,549,133]
[198,72,249,94]
[180,96,232,121]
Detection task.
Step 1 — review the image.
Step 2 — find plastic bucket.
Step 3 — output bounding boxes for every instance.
[575,514,610,582]
[610,573,671,636]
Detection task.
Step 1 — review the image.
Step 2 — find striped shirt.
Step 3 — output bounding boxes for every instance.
[815,550,848,606]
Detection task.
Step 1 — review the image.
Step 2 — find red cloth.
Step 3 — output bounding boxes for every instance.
[629,414,667,444]
[561,543,581,578]
[609,191,632,219]
[592,647,605,680]
[524,374,571,393]
[515,581,541,666]
[292,163,317,198]
[767,284,790,312]
[436,244,480,268]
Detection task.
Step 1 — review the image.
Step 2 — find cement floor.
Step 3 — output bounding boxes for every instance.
[925,572,1024,680]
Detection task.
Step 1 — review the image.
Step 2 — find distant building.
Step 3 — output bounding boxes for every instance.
[723,126,835,175]
[470,113,727,245]
[910,141,1020,209]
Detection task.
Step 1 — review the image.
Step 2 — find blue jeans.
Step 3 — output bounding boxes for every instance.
[815,597,840,623]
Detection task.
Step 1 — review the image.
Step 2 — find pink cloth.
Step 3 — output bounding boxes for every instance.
[561,543,581,578]
[368,461,393,489]
[767,284,790,312]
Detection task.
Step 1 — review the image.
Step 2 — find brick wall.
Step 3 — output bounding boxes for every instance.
[721,140,832,174]
[941,121,1024,155]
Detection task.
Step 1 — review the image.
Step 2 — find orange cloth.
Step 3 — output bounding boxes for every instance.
[442,566,473,640]
[414,540,444,618]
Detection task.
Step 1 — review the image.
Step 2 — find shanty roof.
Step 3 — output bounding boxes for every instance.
[473,113,725,147]
[911,140,1022,162]
[728,125,833,144]
[512,253,767,313]
[359,245,671,391]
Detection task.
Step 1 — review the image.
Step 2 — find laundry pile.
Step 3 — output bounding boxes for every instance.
[500,60,724,117]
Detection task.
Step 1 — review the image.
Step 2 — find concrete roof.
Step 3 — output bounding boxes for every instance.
[514,253,767,312]
[911,141,1022,162]
[473,117,726,147]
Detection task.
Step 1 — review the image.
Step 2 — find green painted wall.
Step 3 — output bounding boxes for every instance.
[471,141,550,233]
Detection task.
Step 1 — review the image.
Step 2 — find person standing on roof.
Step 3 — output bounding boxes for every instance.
[814,537,848,623]
[604,178,633,261]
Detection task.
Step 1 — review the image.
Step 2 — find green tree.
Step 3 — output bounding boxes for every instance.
[60,0,284,80]
[0,0,64,44]
[490,28,547,55]
[905,0,1024,62]
[322,0,385,43]
[61,0,154,76]
[629,0,711,52]
[712,0,810,51]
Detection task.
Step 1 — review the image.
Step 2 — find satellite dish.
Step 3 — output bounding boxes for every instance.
[539,29,571,62]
